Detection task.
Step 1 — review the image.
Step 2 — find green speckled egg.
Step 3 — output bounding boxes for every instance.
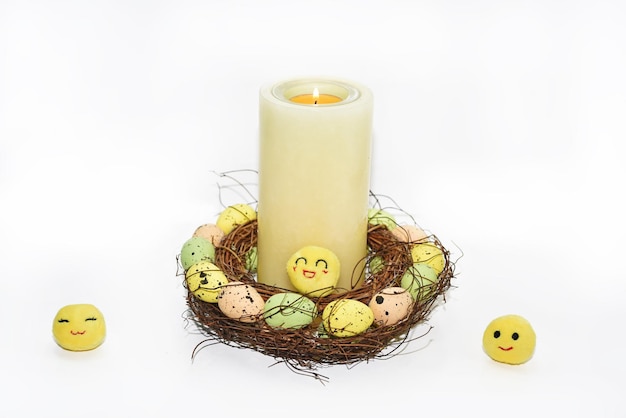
[400,263,439,301]
[180,236,215,271]
[367,208,397,230]
[322,299,374,337]
[368,255,385,275]
[263,293,317,329]
[245,246,258,273]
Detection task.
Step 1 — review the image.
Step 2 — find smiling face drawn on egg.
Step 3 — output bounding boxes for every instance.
[286,246,340,297]
[482,314,536,365]
[52,304,106,351]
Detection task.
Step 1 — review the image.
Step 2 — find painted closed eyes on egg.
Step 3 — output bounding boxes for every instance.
[52,304,106,351]
[286,246,340,297]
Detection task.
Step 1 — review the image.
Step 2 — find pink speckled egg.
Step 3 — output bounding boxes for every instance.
[217,281,264,323]
[193,223,225,246]
[368,287,413,326]
[392,224,429,243]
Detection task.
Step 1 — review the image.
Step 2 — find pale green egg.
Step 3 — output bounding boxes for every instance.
[245,246,258,273]
[368,255,385,275]
[180,236,215,271]
[263,293,317,329]
[400,263,439,301]
[367,208,397,230]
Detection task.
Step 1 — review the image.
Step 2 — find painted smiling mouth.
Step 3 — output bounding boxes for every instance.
[70,330,86,335]
[498,346,513,351]
[302,270,316,279]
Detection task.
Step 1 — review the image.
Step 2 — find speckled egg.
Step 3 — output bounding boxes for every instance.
[217,282,264,323]
[410,242,445,275]
[263,293,317,329]
[185,261,229,303]
[216,203,257,234]
[368,255,385,275]
[400,263,439,301]
[245,246,258,273]
[368,287,414,326]
[193,223,225,246]
[322,299,374,337]
[367,208,397,230]
[392,224,429,243]
[180,236,215,271]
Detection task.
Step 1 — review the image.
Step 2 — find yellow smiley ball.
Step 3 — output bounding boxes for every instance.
[216,204,257,235]
[483,314,536,365]
[52,304,106,351]
[286,246,340,297]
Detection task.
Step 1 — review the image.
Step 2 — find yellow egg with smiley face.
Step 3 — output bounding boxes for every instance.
[52,304,106,351]
[483,314,536,365]
[286,246,340,297]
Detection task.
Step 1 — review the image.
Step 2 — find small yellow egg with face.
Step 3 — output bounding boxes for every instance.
[483,314,536,365]
[286,246,340,297]
[52,304,106,351]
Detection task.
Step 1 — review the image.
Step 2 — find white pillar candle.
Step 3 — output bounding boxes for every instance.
[257,77,373,292]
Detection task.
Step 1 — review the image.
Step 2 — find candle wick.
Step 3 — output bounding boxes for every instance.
[314,100,318,105]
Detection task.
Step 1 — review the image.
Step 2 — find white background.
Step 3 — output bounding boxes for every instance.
[1,1,625,416]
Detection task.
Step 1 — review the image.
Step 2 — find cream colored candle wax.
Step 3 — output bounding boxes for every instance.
[257,78,373,292]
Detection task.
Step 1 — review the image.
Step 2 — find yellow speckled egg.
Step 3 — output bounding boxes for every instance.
[368,287,414,326]
[193,223,225,246]
[410,242,445,275]
[185,261,229,303]
[392,224,428,243]
[216,203,257,234]
[217,282,265,323]
[322,299,374,337]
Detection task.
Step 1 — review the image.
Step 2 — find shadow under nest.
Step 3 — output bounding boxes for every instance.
[183,219,456,380]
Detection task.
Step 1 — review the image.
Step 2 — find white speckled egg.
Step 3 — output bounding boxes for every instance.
[217,282,264,323]
[322,299,374,337]
[368,287,414,326]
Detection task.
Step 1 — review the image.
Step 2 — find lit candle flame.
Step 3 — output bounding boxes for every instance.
[313,87,319,104]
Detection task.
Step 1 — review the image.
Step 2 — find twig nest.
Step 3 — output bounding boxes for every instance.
[181,200,457,378]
